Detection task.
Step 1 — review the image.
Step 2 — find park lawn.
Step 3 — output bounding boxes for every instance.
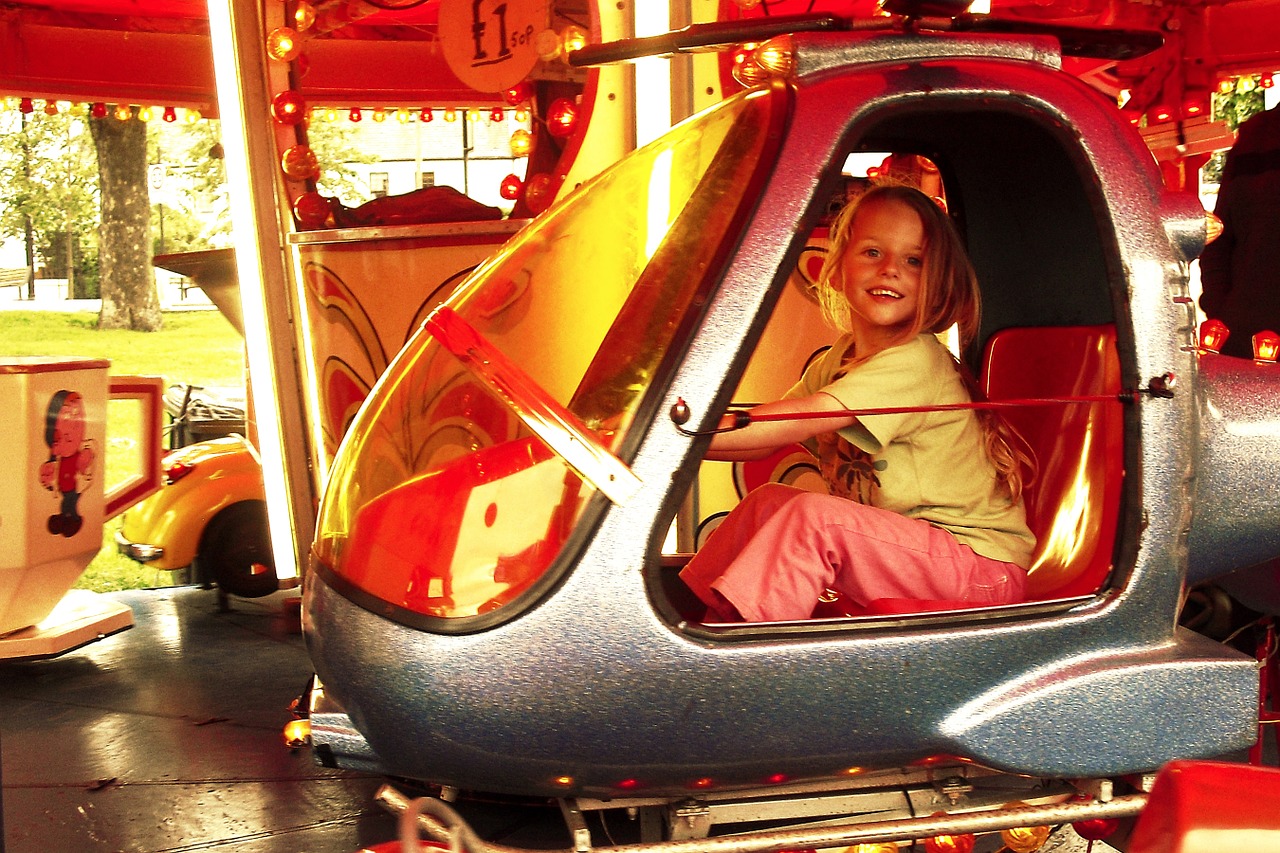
[1,309,246,592]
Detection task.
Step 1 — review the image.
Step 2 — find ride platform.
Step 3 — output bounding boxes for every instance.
[0,586,569,852]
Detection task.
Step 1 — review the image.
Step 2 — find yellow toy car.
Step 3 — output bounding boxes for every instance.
[115,434,276,599]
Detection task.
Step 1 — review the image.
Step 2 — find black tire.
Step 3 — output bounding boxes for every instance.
[200,501,278,598]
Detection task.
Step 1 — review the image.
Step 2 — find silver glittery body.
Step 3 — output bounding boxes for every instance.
[304,29,1273,803]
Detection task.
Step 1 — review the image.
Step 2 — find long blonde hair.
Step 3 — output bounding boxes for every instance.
[815,184,1034,500]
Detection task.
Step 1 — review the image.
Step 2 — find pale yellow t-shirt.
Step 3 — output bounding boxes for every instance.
[787,333,1035,568]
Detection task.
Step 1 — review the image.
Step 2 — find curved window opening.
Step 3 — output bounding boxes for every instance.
[660,105,1128,632]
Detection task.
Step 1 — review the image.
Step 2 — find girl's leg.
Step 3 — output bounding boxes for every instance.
[679,483,811,620]
[707,492,1025,622]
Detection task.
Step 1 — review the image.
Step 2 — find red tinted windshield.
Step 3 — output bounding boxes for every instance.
[312,84,788,627]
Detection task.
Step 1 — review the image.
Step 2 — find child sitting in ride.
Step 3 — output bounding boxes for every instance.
[680,185,1036,622]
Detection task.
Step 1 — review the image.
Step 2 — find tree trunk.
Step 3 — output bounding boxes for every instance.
[89,115,161,331]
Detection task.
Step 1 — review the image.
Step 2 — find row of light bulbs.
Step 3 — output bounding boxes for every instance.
[306,106,531,124]
[268,15,588,65]
[1127,73,1276,126]
[9,97,203,123]
[1200,320,1280,362]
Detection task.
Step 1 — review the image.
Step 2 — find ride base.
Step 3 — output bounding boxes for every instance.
[0,589,132,661]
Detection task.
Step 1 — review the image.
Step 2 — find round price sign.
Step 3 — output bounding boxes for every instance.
[439,0,550,94]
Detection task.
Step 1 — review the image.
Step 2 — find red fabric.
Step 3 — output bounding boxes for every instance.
[1128,761,1280,853]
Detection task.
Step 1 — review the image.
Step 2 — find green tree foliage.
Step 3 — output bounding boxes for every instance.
[1204,76,1268,185]
[306,118,378,206]
[2,100,376,306]
[0,100,100,294]
[149,117,231,252]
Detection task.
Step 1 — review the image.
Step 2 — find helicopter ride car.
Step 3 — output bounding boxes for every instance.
[299,5,1280,850]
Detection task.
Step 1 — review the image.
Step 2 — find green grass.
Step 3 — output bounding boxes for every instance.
[1,309,245,592]
[0,310,244,381]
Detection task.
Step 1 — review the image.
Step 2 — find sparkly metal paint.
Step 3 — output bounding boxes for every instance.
[304,24,1269,823]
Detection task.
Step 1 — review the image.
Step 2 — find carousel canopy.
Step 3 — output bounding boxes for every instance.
[0,0,489,111]
[1,1,1277,115]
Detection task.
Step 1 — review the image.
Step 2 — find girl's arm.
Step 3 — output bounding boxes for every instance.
[704,391,857,461]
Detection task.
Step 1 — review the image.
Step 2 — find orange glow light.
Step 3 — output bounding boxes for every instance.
[732,52,768,87]
[560,24,588,56]
[509,128,533,158]
[283,718,311,748]
[266,27,302,62]
[1253,330,1280,362]
[293,0,316,32]
[999,823,1050,853]
[1205,211,1224,245]
[1150,104,1174,122]
[754,38,795,77]
[1200,319,1230,353]
[924,817,976,853]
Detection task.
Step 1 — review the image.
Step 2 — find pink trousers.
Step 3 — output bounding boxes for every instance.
[679,483,1027,622]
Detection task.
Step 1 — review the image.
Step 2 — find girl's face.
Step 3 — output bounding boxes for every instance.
[838,197,925,342]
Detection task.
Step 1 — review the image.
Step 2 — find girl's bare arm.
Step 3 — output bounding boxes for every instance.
[704,392,856,461]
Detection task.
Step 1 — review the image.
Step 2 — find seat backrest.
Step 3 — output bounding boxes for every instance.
[980,325,1123,599]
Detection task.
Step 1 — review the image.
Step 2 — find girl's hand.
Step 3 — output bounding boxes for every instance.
[705,392,855,460]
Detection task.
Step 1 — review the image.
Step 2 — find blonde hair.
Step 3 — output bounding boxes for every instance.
[815,184,1034,500]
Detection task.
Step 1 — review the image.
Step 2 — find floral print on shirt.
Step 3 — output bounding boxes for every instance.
[814,430,886,504]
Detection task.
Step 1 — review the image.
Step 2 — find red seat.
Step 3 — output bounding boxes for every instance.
[983,324,1123,600]
[813,325,1122,617]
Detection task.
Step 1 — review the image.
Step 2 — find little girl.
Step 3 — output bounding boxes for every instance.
[680,185,1036,622]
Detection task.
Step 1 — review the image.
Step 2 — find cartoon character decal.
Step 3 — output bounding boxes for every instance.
[38,389,95,537]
